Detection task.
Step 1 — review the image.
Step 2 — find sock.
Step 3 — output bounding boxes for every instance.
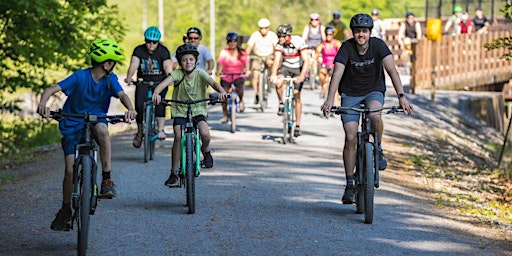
[171,166,180,174]
[346,175,355,186]
[102,171,111,181]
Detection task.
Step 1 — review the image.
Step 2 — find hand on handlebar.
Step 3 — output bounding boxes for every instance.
[124,109,137,122]
[320,99,334,116]
[152,93,162,105]
[124,77,134,86]
[37,105,50,118]
[399,98,414,115]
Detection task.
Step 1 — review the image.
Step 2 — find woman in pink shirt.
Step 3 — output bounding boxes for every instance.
[217,32,250,123]
[316,25,341,99]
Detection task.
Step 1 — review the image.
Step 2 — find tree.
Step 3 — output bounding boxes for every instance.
[0,0,125,113]
[484,2,512,60]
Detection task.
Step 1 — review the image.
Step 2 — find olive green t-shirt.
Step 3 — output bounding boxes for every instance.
[170,69,210,118]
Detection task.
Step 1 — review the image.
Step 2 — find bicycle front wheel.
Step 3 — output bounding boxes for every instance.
[258,70,266,112]
[78,155,92,256]
[363,142,375,224]
[185,134,195,214]
[282,99,290,144]
[230,97,237,133]
[143,105,152,163]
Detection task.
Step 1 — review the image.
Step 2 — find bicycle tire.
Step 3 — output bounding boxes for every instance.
[282,99,289,144]
[149,108,156,161]
[309,66,316,90]
[78,155,92,256]
[230,96,237,133]
[363,142,375,224]
[143,105,151,163]
[258,70,266,112]
[289,98,296,142]
[355,146,364,214]
[185,134,195,214]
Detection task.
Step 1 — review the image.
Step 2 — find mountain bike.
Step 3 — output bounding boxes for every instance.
[331,104,403,224]
[160,95,222,214]
[279,76,297,144]
[133,80,162,163]
[250,56,270,112]
[49,110,125,255]
[219,73,246,133]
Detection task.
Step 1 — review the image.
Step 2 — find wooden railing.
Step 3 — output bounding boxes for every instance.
[409,31,512,92]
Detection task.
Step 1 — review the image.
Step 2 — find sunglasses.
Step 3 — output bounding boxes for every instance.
[326,33,334,36]
[188,37,200,40]
[227,40,237,43]
[145,40,158,44]
[311,18,320,21]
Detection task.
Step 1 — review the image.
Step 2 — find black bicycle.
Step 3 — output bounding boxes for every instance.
[49,110,125,255]
[331,104,403,224]
[160,94,222,214]
[133,79,161,163]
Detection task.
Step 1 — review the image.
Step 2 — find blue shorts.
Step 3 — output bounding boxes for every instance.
[339,91,384,123]
[60,121,104,156]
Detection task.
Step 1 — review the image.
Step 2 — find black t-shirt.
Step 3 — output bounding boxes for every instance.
[334,37,391,96]
[472,16,488,31]
[132,44,171,82]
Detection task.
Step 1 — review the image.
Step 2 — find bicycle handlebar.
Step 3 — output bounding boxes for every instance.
[330,105,403,115]
[160,94,227,107]
[277,77,298,82]
[132,80,162,87]
[49,110,127,124]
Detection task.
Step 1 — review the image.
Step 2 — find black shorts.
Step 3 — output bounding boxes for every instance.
[277,66,303,91]
[173,115,207,128]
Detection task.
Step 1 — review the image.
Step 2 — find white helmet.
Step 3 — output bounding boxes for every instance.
[258,18,271,28]
[310,13,320,20]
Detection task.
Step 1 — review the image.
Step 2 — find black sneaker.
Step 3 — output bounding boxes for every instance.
[277,103,283,116]
[294,126,301,137]
[254,95,259,104]
[50,207,72,231]
[342,185,355,204]
[378,146,387,170]
[164,172,180,188]
[99,179,117,199]
[202,151,213,168]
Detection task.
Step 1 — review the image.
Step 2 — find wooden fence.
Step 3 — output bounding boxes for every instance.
[409,31,512,92]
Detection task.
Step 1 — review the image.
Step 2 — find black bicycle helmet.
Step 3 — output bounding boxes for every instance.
[325,25,335,34]
[349,13,374,30]
[186,26,202,38]
[226,32,239,42]
[277,24,292,37]
[175,43,199,61]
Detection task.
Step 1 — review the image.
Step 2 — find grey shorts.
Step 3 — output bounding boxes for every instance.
[339,91,384,123]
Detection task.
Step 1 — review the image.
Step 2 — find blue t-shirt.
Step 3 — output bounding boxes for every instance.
[58,68,123,136]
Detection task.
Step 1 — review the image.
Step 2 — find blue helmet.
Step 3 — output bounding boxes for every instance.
[144,26,161,41]
[333,11,342,18]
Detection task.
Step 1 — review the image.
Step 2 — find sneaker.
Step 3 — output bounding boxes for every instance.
[202,151,213,168]
[294,126,301,137]
[164,172,180,188]
[99,179,117,199]
[50,207,72,231]
[277,103,283,116]
[239,101,245,112]
[254,95,259,104]
[342,185,355,204]
[378,146,387,170]
[132,133,143,148]
[220,116,228,123]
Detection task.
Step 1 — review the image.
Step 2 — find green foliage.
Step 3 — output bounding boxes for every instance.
[484,2,512,60]
[0,116,61,165]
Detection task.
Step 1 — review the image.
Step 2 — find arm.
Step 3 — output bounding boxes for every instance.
[321,62,344,114]
[270,50,282,83]
[117,91,137,121]
[416,22,422,40]
[37,84,62,118]
[152,74,175,104]
[302,25,309,42]
[382,55,413,115]
[163,58,173,75]
[206,77,228,101]
[206,59,215,75]
[321,25,326,41]
[124,56,140,85]
[315,43,324,65]
[298,49,309,83]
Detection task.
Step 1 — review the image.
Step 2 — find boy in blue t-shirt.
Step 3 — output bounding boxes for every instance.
[38,39,137,231]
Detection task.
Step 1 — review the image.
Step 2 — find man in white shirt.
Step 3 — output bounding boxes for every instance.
[246,18,278,104]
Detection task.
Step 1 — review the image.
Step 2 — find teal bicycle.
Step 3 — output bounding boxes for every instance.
[279,76,297,144]
[160,95,222,214]
[133,79,161,163]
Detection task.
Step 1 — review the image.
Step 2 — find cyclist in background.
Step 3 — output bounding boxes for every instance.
[320,14,413,204]
[270,24,310,137]
[327,11,350,41]
[171,27,215,75]
[38,39,136,231]
[316,25,341,99]
[444,5,464,35]
[152,44,227,187]
[302,13,325,87]
[124,26,173,148]
[371,9,386,41]
[246,18,278,105]
[217,32,250,122]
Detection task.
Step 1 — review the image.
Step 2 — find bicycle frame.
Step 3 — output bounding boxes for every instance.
[134,80,161,162]
[251,56,270,111]
[280,76,297,144]
[219,73,245,133]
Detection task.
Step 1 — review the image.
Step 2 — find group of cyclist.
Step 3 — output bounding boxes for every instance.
[38,10,415,232]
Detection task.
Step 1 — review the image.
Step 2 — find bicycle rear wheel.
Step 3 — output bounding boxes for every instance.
[185,134,195,214]
[78,155,92,256]
[363,142,375,224]
[258,70,266,112]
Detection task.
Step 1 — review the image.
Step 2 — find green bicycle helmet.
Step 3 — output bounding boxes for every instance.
[88,38,125,63]
[453,5,464,13]
[144,26,161,41]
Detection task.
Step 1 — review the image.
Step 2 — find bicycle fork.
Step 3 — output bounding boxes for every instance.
[357,131,380,188]
[180,130,202,177]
